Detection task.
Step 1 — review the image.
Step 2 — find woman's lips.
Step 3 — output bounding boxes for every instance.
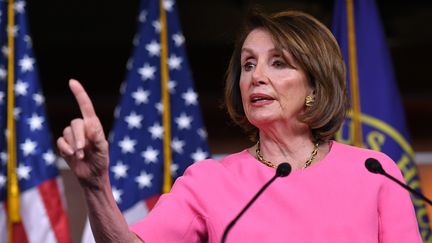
[250,93,274,105]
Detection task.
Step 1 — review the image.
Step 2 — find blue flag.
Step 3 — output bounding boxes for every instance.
[332,0,432,241]
[0,0,71,242]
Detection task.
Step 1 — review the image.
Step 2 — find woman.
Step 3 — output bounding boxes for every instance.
[57,10,421,242]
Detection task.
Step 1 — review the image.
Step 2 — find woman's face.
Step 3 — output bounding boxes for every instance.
[239,28,313,129]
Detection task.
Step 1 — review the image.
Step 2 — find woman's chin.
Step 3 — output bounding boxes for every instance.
[248,116,279,128]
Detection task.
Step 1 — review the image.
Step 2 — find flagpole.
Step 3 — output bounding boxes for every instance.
[346,0,363,147]
[6,0,22,242]
[159,0,173,193]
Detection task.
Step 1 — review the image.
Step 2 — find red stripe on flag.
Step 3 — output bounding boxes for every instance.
[145,194,161,211]
[12,221,29,243]
[4,203,29,243]
[38,179,72,243]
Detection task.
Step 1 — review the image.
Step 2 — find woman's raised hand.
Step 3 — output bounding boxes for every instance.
[57,79,110,188]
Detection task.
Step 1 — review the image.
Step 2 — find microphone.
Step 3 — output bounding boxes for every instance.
[365,158,432,205]
[221,163,292,243]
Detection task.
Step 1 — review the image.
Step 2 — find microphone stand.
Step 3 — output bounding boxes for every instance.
[380,169,432,205]
[365,158,432,205]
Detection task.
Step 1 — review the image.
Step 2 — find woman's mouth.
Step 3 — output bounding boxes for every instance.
[250,94,274,105]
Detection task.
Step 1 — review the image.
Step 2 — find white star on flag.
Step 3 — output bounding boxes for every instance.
[135,171,153,189]
[32,92,45,105]
[111,161,129,179]
[171,163,179,176]
[132,88,150,105]
[124,111,143,129]
[133,34,140,46]
[163,0,175,11]
[1,45,8,57]
[113,106,121,119]
[112,187,123,203]
[167,54,182,70]
[168,80,177,93]
[14,1,26,14]
[148,122,163,139]
[171,137,185,154]
[197,128,208,139]
[18,55,35,72]
[15,80,29,96]
[119,82,127,95]
[27,113,44,131]
[141,146,159,164]
[0,65,6,80]
[126,58,134,70]
[145,40,161,57]
[0,152,7,164]
[17,164,32,180]
[24,35,32,48]
[182,89,198,106]
[118,136,137,154]
[8,25,19,37]
[175,113,193,130]
[0,174,6,188]
[42,150,56,166]
[191,148,209,162]
[155,102,163,114]
[139,10,147,23]
[20,138,37,156]
[14,107,22,119]
[172,33,185,47]
[138,63,156,81]
[0,91,4,105]
[152,20,161,33]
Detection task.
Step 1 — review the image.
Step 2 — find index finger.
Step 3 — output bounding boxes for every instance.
[69,79,97,119]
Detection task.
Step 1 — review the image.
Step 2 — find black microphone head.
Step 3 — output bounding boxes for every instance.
[365,158,385,174]
[276,163,292,177]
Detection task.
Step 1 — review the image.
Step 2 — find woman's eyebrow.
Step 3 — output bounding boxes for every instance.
[241,47,279,55]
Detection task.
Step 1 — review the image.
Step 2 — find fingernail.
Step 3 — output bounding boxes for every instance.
[76,141,83,149]
[76,150,84,159]
[67,148,74,156]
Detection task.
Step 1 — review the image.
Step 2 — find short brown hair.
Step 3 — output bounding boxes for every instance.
[224,10,348,142]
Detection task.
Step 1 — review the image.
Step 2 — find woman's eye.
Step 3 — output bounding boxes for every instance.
[243,62,256,71]
[273,59,287,68]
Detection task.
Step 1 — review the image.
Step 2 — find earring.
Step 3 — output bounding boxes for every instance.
[305,95,315,107]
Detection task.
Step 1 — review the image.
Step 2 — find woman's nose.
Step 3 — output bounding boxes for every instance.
[251,63,268,85]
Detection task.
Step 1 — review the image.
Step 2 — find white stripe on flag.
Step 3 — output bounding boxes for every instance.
[0,203,7,243]
[56,177,68,210]
[21,187,57,243]
[81,219,96,243]
[123,200,150,224]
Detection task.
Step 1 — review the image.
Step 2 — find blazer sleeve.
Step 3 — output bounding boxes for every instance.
[376,154,422,242]
[129,160,216,243]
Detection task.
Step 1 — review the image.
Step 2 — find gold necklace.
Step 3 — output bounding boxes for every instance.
[255,140,320,169]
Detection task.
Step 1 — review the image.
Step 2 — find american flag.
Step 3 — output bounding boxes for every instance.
[81,0,210,241]
[0,0,72,243]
